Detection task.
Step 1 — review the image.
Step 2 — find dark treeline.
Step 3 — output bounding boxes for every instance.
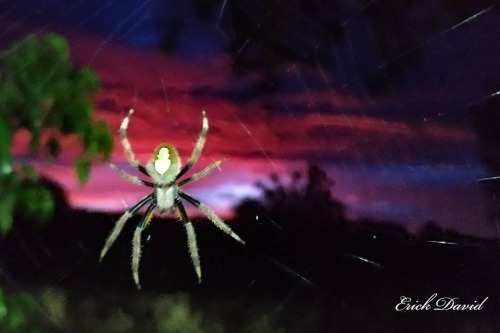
[1,165,499,332]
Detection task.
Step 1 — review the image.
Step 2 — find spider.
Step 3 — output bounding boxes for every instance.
[100,109,245,289]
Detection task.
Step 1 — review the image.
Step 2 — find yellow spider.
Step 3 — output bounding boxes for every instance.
[100,109,245,288]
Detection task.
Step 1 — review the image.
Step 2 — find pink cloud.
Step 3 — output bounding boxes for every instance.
[5,26,491,236]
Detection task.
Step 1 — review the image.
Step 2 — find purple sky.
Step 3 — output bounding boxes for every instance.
[3,1,500,237]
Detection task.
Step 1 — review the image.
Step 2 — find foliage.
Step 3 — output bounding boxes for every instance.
[235,163,346,228]
[0,289,37,333]
[234,164,347,275]
[14,288,288,333]
[0,33,113,235]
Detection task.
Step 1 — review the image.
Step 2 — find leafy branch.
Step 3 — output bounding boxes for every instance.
[0,33,113,234]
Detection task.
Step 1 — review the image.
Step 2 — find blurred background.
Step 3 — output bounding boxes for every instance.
[0,1,499,332]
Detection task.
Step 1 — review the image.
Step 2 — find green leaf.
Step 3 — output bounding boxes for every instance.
[93,120,113,160]
[75,156,91,184]
[17,183,54,224]
[0,289,7,321]
[21,164,39,182]
[0,292,35,332]
[0,81,22,118]
[0,192,16,236]
[36,186,55,225]
[0,118,13,175]
[76,68,100,92]
[43,34,69,61]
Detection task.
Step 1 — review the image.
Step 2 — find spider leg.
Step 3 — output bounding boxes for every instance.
[99,194,153,262]
[178,158,226,186]
[131,201,157,289]
[179,191,245,245]
[120,109,149,176]
[175,198,202,283]
[109,163,155,187]
[176,111,208,180]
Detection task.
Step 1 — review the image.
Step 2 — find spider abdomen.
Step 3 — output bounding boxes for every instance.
[155,184,179,213]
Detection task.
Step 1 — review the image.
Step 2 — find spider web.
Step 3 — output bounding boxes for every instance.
[1,1,499,332]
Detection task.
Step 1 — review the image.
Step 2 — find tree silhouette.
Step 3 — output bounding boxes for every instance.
[236,164,345,223]
[234,163,346,274]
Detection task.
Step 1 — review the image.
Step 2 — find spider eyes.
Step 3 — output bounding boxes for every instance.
[154,147,171,175]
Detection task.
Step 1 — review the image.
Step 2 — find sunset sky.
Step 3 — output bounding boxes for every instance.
[3,1,500,237]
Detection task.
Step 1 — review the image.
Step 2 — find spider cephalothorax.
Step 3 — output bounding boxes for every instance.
[100,109,245,288]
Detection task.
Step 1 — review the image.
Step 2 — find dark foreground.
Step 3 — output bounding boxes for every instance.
[1,208,499,333]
